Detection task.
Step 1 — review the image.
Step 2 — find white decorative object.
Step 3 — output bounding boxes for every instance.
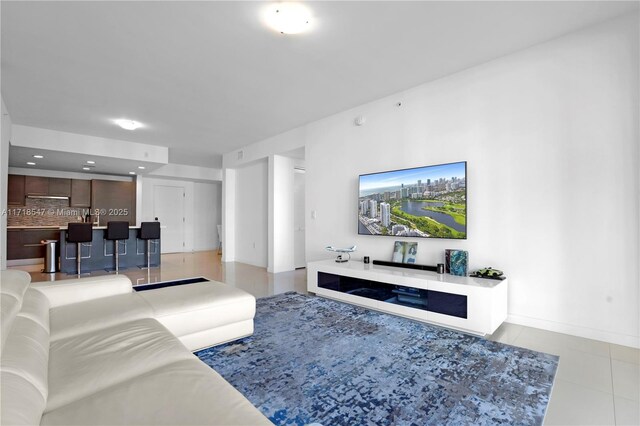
[325,245,356,263]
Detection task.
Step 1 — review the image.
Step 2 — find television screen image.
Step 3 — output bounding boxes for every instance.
[358,161,467,239]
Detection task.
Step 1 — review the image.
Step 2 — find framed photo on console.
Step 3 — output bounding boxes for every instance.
[445,249,468,276]
[392,241,418,264]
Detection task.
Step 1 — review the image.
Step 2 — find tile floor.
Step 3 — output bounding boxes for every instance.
[12,251,639,426]
[488,323,639,425]
[13,250,308,296]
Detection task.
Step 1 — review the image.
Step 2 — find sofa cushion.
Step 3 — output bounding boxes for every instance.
[137,282,256,348]
[49,292,153,341]
[18,288,50,333]
[31,275,133,308]
[46,318,194,412]
[41,359,272,426]
[0,269,31,299]
[1,293,21,351]
[1,371,47,426]
[1,270,32,351]
[1,316,49,400]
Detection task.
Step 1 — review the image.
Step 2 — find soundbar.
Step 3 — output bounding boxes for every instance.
[372,260,438,272]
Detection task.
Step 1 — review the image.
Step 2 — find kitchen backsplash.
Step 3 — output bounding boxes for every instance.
[7,198,87,227]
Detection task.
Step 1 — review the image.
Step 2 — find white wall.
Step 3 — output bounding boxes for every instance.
[140,176,221,253]
[225,14,640,347]
[8,167,132,182]
[223,126,307,169]
[150,163,222,181]
[11,125,168,164]
[222,168,236,262]
[234,159,268,267]
[268,155,295,273]
[194,181,221,251]
[1,97,12,270]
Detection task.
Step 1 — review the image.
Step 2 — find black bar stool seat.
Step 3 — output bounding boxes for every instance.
[105,221,129,273]
[67,223,93,276]
[139,222,160,269]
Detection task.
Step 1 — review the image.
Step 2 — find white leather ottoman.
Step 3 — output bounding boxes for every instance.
[137,281,256,351]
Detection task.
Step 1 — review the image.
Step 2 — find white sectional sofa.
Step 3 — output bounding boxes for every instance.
[0,269,272,426]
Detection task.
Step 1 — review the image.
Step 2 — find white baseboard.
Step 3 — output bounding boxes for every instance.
[507,313,640,349]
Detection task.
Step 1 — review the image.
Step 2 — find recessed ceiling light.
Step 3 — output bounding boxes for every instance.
[86,160,96,164]
[129,171,136,175]
[26,162,36,166]
[138,166,145,170]
[114,119,143,131]
[82,167,91,171]
[263,2,312,34]
[33,155,44,159]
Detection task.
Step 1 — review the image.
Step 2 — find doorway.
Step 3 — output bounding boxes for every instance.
[294,168,306,268]
[153,185,185,253]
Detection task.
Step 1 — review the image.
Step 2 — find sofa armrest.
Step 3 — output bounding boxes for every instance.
[30,275,133,308]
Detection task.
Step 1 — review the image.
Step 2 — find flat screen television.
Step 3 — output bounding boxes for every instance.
[358,161,467,239]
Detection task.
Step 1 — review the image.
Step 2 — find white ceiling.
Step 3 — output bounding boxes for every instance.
[2,1,637,169]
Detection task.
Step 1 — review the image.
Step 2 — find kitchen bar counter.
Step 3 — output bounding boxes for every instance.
[8,226,66,229]
[59,226,160,273]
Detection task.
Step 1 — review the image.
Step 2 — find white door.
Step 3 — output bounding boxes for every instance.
[154,185,185,253]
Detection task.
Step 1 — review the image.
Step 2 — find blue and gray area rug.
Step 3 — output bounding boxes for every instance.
[196,292,558,426]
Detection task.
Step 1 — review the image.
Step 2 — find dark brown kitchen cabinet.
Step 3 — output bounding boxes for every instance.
[70,179,91,207]
[91,180,136,225]
[7,230,22,258]
[8,175,25,205]
[7,228,61,260]
[48,178,71,197]
[25,176,49,195]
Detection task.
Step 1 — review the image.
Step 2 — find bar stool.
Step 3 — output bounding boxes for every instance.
[105,221,129,274]
[139,221,160,269]
[67,222,93,276]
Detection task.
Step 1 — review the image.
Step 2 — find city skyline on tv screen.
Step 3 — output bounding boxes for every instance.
[358,161,467,239]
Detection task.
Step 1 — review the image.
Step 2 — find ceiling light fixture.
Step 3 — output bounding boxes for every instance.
[114,119,143,131]
[129,171,136,175]
[138,166,145,170]
[264,2,312,34]
[26,162,36,166]
[82,167,91,171]
[86,160,95,164]
[33,155,44,159]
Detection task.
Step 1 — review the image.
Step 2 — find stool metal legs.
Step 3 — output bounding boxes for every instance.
[115,239,120,274]
[76,242,81,277]
[75,242,90,276]
[68,242,90,276]
[139,239,154,269]
[105,240,127,273]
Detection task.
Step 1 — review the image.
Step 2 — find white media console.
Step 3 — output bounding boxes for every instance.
[307,259,508,336]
